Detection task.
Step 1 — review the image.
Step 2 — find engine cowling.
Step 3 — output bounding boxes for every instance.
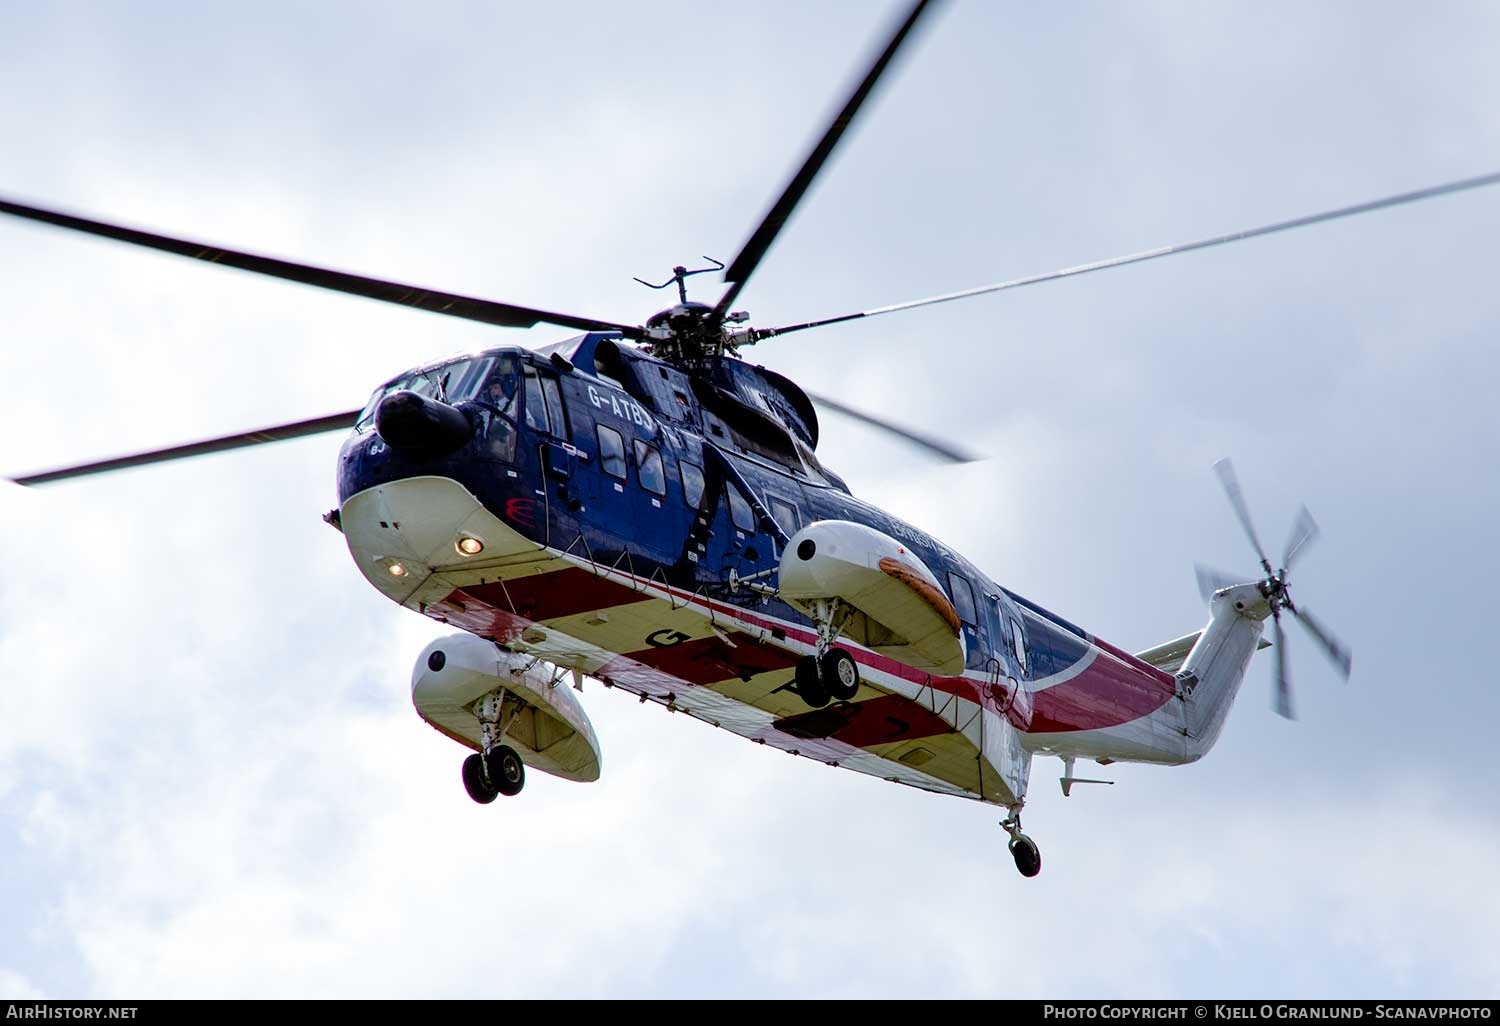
[412,634,601,783]
[778,520,966,676]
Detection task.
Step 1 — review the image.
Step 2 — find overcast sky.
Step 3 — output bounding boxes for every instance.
[2,0,1498,999]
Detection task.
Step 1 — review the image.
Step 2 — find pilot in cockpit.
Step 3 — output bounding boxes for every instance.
[483,368,519,417]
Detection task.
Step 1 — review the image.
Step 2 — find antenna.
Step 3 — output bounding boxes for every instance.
[634,257,725,304]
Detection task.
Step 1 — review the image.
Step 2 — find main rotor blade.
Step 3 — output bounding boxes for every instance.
[749,169,1500,342]
[1194,563,1245,603]
[9,409,362,485]
[0,196,638,336]
[806,389,979,464]
[1214,457,1271,571]
[714,0,941,319]
[1282,504,1320,570]
[1272,615,1295,720]
[1291,606,1353,679]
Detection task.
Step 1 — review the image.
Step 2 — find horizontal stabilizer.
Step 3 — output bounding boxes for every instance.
[1060,776,1114,797]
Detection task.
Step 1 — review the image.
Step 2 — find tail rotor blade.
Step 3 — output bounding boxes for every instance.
[1214,458,1271,570]
[1195,563,1243,602]
[1291,606,1353,679]
[1282,505,1320,570]
[1272,616,1295,720]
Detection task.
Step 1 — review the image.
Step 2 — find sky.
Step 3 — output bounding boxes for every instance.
[1,0,1498,1000]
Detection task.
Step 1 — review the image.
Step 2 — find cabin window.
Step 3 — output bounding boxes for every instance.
[728,486,756,533]
[680,461,705,508]
[540,374,567,439]
[769,497,799,535]
[1009,615,1028,672]
[634,440,666,496]
[947,572,977,626]
[597,425,627,480]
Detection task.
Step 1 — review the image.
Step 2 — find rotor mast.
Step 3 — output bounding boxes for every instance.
[633,257,750,365]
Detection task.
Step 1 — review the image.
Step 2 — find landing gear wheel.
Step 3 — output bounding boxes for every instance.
[488,744,526,797]
[794,655,829,708]
[821,649,859,701]
[1009,834,1042,878]
[461,752,499,804]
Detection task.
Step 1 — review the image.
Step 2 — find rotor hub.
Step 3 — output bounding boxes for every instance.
[1257,571,1293,615]
[643,302,730,365]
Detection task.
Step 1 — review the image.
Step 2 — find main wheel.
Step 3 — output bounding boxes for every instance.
[1009,834,1042,878]
[795,655,829,708]
[821,649,860,701]
[488,744,526,797]
[462,752,499,804]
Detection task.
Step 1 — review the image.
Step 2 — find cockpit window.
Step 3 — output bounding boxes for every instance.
[355,370,440,430]
[443,357,490,402]
[355,353,519,430]
[477,355,521,419]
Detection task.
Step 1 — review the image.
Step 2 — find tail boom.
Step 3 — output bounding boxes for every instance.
[1175,583,1271,760]
[1021,583,1270,766]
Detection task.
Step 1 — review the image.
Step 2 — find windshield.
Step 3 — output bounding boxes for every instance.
[355,353,520,430]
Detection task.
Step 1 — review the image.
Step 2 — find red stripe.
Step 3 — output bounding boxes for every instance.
[462,567,646,623]
[1029,650,1176,733]
[598,632,800,687]
[428,593,531,645]
[1089,635,1175,686]
[774,693,955,747]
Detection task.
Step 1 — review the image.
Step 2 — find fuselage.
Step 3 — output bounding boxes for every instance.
[335,333,1194,807]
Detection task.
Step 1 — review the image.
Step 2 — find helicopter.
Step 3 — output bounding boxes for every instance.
[3,0,1493,880]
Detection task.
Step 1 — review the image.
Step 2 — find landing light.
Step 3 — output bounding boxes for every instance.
[456,536,484,556]
[387,562,409,578]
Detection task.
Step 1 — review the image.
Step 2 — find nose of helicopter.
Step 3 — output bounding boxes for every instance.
[374,390,473,455]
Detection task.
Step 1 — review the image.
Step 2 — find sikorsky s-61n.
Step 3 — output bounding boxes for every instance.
[13,0,1495,876]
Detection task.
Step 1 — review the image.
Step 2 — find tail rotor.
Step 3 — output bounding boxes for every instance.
[1195,458,1353,719]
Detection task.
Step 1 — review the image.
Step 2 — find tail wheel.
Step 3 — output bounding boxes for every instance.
[488,745,526,797]
[821,649,860,701]
[461,753,499,804]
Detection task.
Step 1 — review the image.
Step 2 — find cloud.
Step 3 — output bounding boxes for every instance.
[0,969,45,999]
